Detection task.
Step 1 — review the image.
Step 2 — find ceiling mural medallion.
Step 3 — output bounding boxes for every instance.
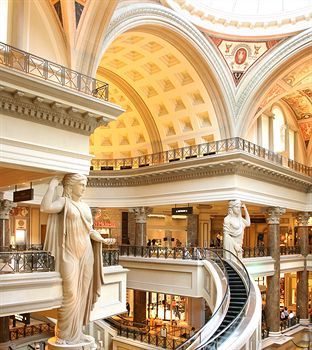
[299,120,312,148]
[209,36,281,85]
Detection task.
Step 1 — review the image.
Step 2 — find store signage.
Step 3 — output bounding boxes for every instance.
[172,207,193,215]
[94,220,117,228]
[13,189,34,202]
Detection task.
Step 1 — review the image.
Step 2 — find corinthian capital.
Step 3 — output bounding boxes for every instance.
[266,207,286,225]
[296,212,311,226]
[0,198,16,220]
[129,207,152,224]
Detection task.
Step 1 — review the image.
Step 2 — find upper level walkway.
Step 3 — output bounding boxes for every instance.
[0,41,109,101]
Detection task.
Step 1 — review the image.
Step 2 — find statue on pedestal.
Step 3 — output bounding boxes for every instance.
[41,174,107,347]
[223,200,250,259]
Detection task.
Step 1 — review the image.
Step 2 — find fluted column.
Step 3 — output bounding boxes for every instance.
[296,212,310,324]
[265,207,286,335]
[129,207,151,246]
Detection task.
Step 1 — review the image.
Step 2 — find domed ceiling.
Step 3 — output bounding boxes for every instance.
[162,0,312,37]
[93,31,220,159]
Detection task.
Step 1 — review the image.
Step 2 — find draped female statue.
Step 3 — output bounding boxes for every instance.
[223,200,250,259]
[41,174,106,345]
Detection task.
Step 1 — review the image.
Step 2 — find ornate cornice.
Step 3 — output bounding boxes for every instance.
[88,157,312,192]
[0,91,107,135]
[266,207,286,224]
[296,212,311,226]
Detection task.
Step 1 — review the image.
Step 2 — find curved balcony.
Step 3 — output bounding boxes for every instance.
[90,137,312,177]
[0,42,109,100]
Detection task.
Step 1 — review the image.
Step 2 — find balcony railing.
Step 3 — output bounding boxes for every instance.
[102,248,119,266]
[280,245,301,255]
[0,251,55,273]
[0,42,109,100]
[106,316,188,350]
[9,323,53,341]
[91,137,312,176]
[243,246,270,258]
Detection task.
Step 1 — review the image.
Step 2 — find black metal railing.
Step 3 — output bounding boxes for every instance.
[243,246,270,258]
[102,248,119,266]
[280,317,300,331]
[106,316,191,350]
[280,245,301,255]
[90,137,312,176]
[0,42,109,100]
[9,323,53,341]
[0,251,55,273]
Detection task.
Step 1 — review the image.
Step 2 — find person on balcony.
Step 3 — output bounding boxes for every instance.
[41,174,106,345]
[223,200,250,259]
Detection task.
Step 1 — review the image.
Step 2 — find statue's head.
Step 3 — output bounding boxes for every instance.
[228,199,242,216]
[62,173,88,199]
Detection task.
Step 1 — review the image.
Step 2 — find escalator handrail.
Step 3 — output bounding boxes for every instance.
[169,249,230,350]
[195,248,251,349]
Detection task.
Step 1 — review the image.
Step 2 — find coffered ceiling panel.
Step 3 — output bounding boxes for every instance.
[94,31,220,159]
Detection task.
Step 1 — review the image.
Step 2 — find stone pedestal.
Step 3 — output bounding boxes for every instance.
[187,214,198,247]
[296,212,310,323]
[265,207,285,335]
[47,336,96,350]
[133,290,147,325]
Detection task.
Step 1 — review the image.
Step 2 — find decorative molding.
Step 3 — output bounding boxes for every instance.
[0,92,103,135]
[296,212,311,226]
[88,153,312,192]
[266,207,286,224]
[236,27,312,134]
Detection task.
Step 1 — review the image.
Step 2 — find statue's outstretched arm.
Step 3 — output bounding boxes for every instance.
[41,177,65,213]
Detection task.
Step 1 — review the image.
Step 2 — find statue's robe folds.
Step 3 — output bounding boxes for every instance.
[44,198,103,344]
[223,217,246,259]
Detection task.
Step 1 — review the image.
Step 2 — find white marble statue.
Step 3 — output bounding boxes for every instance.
[223,200,250,259]
[41,174,106,345]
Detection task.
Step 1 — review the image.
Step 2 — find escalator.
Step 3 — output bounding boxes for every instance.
[200,260,249,349]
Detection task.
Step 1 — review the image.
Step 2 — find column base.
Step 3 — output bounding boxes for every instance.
[47,336,96,350]
[268,331,282,337]
[299,318,309,326]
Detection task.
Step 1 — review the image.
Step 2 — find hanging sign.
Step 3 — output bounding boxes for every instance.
[13,189,34,202]
[172,207,193,215]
